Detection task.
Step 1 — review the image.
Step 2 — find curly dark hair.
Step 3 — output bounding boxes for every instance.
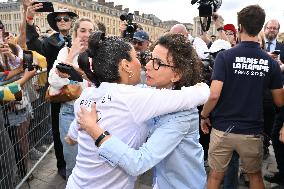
[237,5,265,37]
[78,31,132,87]
[155,33,203,89]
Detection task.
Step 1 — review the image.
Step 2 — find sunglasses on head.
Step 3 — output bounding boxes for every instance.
[0,25,4,30]
[132,40,143,46]
[55,16,71,22]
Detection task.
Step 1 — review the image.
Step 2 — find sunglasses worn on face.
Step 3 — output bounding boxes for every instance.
[55,16,71,22]
[132,40,143,46]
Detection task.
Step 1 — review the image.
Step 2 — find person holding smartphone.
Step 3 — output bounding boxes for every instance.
[25,2,79,179]
[47,17,97,179]
[263,19,284,188]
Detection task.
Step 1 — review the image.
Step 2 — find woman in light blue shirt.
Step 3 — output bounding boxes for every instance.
[77,33,207,189]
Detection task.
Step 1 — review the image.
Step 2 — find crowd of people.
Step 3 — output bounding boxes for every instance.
[1,1,284,189]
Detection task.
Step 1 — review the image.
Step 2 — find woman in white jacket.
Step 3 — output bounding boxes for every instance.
[47,17,97,178]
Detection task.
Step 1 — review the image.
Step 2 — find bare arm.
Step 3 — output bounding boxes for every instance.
[201,80,223,134]
[271,88,284,107]
[280,124,284,143]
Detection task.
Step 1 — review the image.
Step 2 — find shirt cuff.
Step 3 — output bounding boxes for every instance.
[98,136,129,167]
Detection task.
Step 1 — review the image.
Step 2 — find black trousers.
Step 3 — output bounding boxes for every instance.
[198,106,211,160]
[272,118,284,176]
[51,102,66,171]
[263,104,276,149]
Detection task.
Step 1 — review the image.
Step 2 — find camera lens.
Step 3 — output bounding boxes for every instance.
[120,13,128,21]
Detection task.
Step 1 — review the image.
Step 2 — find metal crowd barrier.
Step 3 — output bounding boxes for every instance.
[0,70,53,189]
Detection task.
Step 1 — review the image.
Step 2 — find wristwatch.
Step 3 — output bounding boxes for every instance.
[95,131,110,147]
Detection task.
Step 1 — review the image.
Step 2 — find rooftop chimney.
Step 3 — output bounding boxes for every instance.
[98,0,105,5]
[115,5,123,10]
[105,2,114,8]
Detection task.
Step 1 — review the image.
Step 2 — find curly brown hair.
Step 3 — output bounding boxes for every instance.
[155,33,203,89]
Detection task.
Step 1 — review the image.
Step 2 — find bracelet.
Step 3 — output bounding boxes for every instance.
[26,16,34,20]
[200,114,208,120]
[95,131,110,147]
[216,27,224,32]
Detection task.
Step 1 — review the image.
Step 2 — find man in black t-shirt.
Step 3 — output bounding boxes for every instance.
[200,5,284,189]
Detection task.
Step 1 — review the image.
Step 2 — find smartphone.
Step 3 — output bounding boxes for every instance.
[23,50,34,71]
[56,63,83,82]
[32,1,54,12]
[272,50,281,55]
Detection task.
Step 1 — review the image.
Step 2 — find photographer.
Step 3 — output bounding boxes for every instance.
[119,13,143,39]
[132,30,150,53]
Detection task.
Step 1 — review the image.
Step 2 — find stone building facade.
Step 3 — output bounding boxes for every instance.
[0,0,169,41]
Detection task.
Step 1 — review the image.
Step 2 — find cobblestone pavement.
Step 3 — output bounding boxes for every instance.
[20,146,280,189]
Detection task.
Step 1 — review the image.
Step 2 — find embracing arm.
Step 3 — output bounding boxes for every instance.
[128,83,209,123]
[77,105,190,176]
[66,119,79,144]
[98,119,188,176]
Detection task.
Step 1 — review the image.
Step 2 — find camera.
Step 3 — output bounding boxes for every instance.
[191,0,222,17]
[191,0,222,31]
[120,13,138,39]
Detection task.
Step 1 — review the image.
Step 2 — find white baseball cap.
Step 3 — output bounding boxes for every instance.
[207,39,231,53]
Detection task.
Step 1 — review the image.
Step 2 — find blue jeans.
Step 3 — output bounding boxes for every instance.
[59,103,78,178]
[223,151,239,189]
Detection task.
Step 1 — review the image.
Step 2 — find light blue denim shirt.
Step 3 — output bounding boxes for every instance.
[98,108,207,189]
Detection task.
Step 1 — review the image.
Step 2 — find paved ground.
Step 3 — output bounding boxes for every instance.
[20,146,280,189]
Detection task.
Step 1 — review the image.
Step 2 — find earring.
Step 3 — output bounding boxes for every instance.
[129,71,134,78]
